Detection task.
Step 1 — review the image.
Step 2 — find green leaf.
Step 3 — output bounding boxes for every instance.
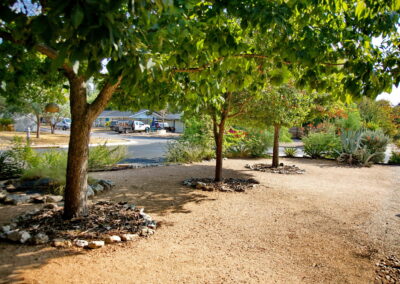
[72,5,84,28]
[355,1,367,19]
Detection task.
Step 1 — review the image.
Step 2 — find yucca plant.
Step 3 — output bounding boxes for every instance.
[284,147,297,157]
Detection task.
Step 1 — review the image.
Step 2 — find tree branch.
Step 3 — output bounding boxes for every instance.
[171,53,345,73]
[88,75,123,120]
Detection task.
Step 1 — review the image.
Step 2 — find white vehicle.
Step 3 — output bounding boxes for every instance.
[55,118,71,130]
[115,120,150,133]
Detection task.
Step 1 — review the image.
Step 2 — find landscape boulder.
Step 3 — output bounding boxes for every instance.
[87,241,105,249]
[7,230,31,243]
[45,195,63,203]
[32,233,49,244]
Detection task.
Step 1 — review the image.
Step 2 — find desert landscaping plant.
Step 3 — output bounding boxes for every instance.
[284,147,298,158]
[303,132,341,159]
[389,151,400,165]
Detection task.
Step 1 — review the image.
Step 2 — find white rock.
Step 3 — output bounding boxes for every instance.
[0,190,7,201]
[87,240,105,249]
[32,233,49,244]
[45,195,63,203]
[120,234,138,241]
[52,238,72,248]
[104,235,121,244]
[74,239,89,248]
[7,230,31,243]
[1,225,11,233]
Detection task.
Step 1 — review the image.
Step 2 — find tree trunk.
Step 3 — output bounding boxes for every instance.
[63,80,90,219]
[36,114,40,138]
[62,74,122,219]
[214,127,225,182]
[272,124,280,168]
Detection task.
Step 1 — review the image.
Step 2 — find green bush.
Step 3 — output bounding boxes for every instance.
[0,118,14,126]
[389,151,400,165]
[336,110,362,131]
[336,130,388,166]
[303,132,341,159]
[284,147,297,157]
[88,143,127,170]
[225,128,273,158]
[22,150,68,189]
[360,130,389,163]
[165,140,214,163]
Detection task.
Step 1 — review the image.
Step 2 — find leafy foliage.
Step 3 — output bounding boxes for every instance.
[284,147,298,158]
[225,128,273,158]
[389,151,400,165]
[303,132,341,159]
[88,143,127,170]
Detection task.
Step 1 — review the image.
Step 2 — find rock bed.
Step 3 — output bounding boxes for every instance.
[375,255,400,283]
[0,179,115,206]
[245,163,305,174]
[0,201,156,249]
[183,178,260,192]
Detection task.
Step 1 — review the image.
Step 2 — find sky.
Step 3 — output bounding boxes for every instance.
[376,85,400,105]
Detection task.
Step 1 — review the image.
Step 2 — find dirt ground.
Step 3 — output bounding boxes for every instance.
[0,158,399,283]
[0,131,126,149]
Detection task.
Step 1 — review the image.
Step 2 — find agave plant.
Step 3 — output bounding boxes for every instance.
[284,147,297,158]
[336,130,363,165]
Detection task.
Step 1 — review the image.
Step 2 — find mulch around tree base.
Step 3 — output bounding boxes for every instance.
[245,163,305,174]
[375,255,400,284]
[0,201,156,247]
[183,178,260,192]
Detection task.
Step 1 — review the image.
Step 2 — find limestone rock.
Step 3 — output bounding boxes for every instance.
[45,195,63,203]
[1,225,11,234]
[52,238,72,248]
[87,241,105,249]
[120,234,138,241]
[7,230,31,243]
[74,239,89,248]
[4,194,30,205]
[0,190,7,202]
[32,233,49,244]
[104,235,121,244]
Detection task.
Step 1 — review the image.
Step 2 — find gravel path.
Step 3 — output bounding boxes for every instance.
[0,158,399,283]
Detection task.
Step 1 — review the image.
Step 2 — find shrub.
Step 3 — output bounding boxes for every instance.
[336,130,388,166]
[336,110,362,131]
[88,143,127,170]
[284,147,297,157]
[165,140,214,163]
[0,118,14,126]
[389,151,400,165]
[225,128,273,158]
[303,132,341,158]
[360,130,389,163]
[22,150,68,190]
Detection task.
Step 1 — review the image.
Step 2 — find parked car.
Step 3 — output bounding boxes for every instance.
[55,118,71,130]
[115,120,150,133]
[109,121,119,131]
[155,122,175,132]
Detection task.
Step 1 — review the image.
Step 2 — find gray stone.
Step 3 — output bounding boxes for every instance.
[98,180,115,191]
[31,196,45,203]
[74,239,89,248]
[32,233,49,244]
[87,241,105,249]
[52,238,72,248]
[91,184,104,193]
[86,185,95,198]
[4,194,30,205]
[104,235,121,244]
[45,195,63,203]
[7,230,31,243]
[1,225,11,234]
[120,234,138,241]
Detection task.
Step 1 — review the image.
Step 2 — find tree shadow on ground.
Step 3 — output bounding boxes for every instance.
[0,164,255,283]
[94,164,256,216]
